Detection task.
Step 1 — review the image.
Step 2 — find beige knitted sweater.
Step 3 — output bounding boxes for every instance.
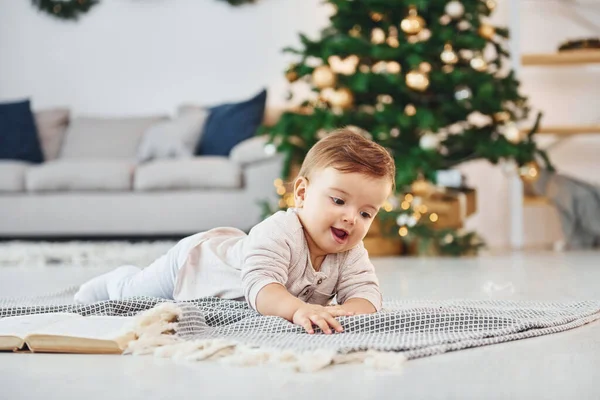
[173,208,382,311]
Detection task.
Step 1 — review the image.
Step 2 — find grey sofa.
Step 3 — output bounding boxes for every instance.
[0,108,283,238]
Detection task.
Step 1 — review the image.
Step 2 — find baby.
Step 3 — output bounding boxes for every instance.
[75,128,396,334]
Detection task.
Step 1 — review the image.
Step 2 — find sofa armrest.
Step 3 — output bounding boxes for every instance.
[229,135,275,166]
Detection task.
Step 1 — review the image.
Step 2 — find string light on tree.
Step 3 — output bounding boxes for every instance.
[455,85,472,101]
[486,0,497,11]
[458,20,471,31]
[419,131,440,150]
[370,12,383,22]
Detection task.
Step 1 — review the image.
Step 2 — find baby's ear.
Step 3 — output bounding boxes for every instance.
[293,176,308,207]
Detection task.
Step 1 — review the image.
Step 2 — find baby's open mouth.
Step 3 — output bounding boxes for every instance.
[331,227,348,240]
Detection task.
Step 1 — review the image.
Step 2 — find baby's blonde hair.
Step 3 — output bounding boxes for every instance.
[298,128,396,190]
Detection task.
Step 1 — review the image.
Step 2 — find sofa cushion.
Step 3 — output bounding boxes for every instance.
[0,99,44,163]
[134,157,242,191]
[26,160,134,192]
[194,89,267,157]
[34,108,70,161]
[137,109,209,163]
[0,161,30,192]
[60,115,166,160]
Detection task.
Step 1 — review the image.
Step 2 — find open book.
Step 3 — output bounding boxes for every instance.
[0,313,136,354]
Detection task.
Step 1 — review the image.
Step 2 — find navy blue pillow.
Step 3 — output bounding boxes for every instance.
[196,89,267,156]
[0,99,44,163]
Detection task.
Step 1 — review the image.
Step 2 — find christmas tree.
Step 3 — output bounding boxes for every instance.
[262,0,551,256]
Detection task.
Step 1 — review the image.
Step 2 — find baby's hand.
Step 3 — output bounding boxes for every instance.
[292,304,354,334]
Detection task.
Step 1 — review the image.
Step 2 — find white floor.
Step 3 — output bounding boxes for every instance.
[1,250,600,399]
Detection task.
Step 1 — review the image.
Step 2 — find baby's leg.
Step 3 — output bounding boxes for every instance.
[74,238,192,303]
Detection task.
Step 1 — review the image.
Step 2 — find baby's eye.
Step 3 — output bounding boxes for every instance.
[360,211,372,219]
[331,197,345,205]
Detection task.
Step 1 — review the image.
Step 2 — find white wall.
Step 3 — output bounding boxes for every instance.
[0,0,329,115]
[1,0,599,248]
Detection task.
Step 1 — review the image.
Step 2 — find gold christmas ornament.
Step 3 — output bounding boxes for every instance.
[370,12,383,22]
[439,14,452,25]
[445,0,465,18]
[386,36,400,48]
[418,29,432,41]
[458,20,471,31]
[377,94,393,104]
[285,70,298,83]
[470,55,488,71]
[372,61,388,73]
[386,61,401,74]
[320,87,336,102]
[419,62,432,73]
[328,55,359,75]
[478,24,496,40]
[330,87,354,109]
[440,43,459,64]
[349,25,361,37]
[404,104,417,116]
[501,122,522,143]
[371,28,386,44]
[406,70,430,91]
[407,35,419,44]
[459,49,474,60]
[519,161,540,183]
[312,65,337,88]
[494,111,511,122]
[400,6,426,35]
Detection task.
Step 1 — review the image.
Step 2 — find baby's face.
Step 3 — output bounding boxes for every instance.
[294,167,391,256]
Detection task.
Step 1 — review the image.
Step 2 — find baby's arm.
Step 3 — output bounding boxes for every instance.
[339,298,376,314]
[256,284,350,334]
[336,245,383,314]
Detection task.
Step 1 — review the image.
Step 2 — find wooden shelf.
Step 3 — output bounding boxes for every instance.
[524,196,551,206]
[521,124,600,136]
[522,50,600,66]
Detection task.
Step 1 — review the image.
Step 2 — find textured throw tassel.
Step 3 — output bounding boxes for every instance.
[124,303,406,372]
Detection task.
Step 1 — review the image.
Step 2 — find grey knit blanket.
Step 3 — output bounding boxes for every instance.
[2,289,599,361]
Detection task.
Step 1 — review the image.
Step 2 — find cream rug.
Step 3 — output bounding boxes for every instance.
[0,241,177,268]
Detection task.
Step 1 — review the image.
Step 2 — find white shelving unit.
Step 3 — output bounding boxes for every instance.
[507,0,600,249]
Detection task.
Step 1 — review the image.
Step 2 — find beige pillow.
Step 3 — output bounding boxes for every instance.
[34,108,70,161]
[137,109,209,163]
[60,115,167,160]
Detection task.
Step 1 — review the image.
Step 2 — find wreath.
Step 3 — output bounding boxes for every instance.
[31,0,99,20]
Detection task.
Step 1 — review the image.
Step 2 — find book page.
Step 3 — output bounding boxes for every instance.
[28,315,135,340]
[0,313,80,339]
